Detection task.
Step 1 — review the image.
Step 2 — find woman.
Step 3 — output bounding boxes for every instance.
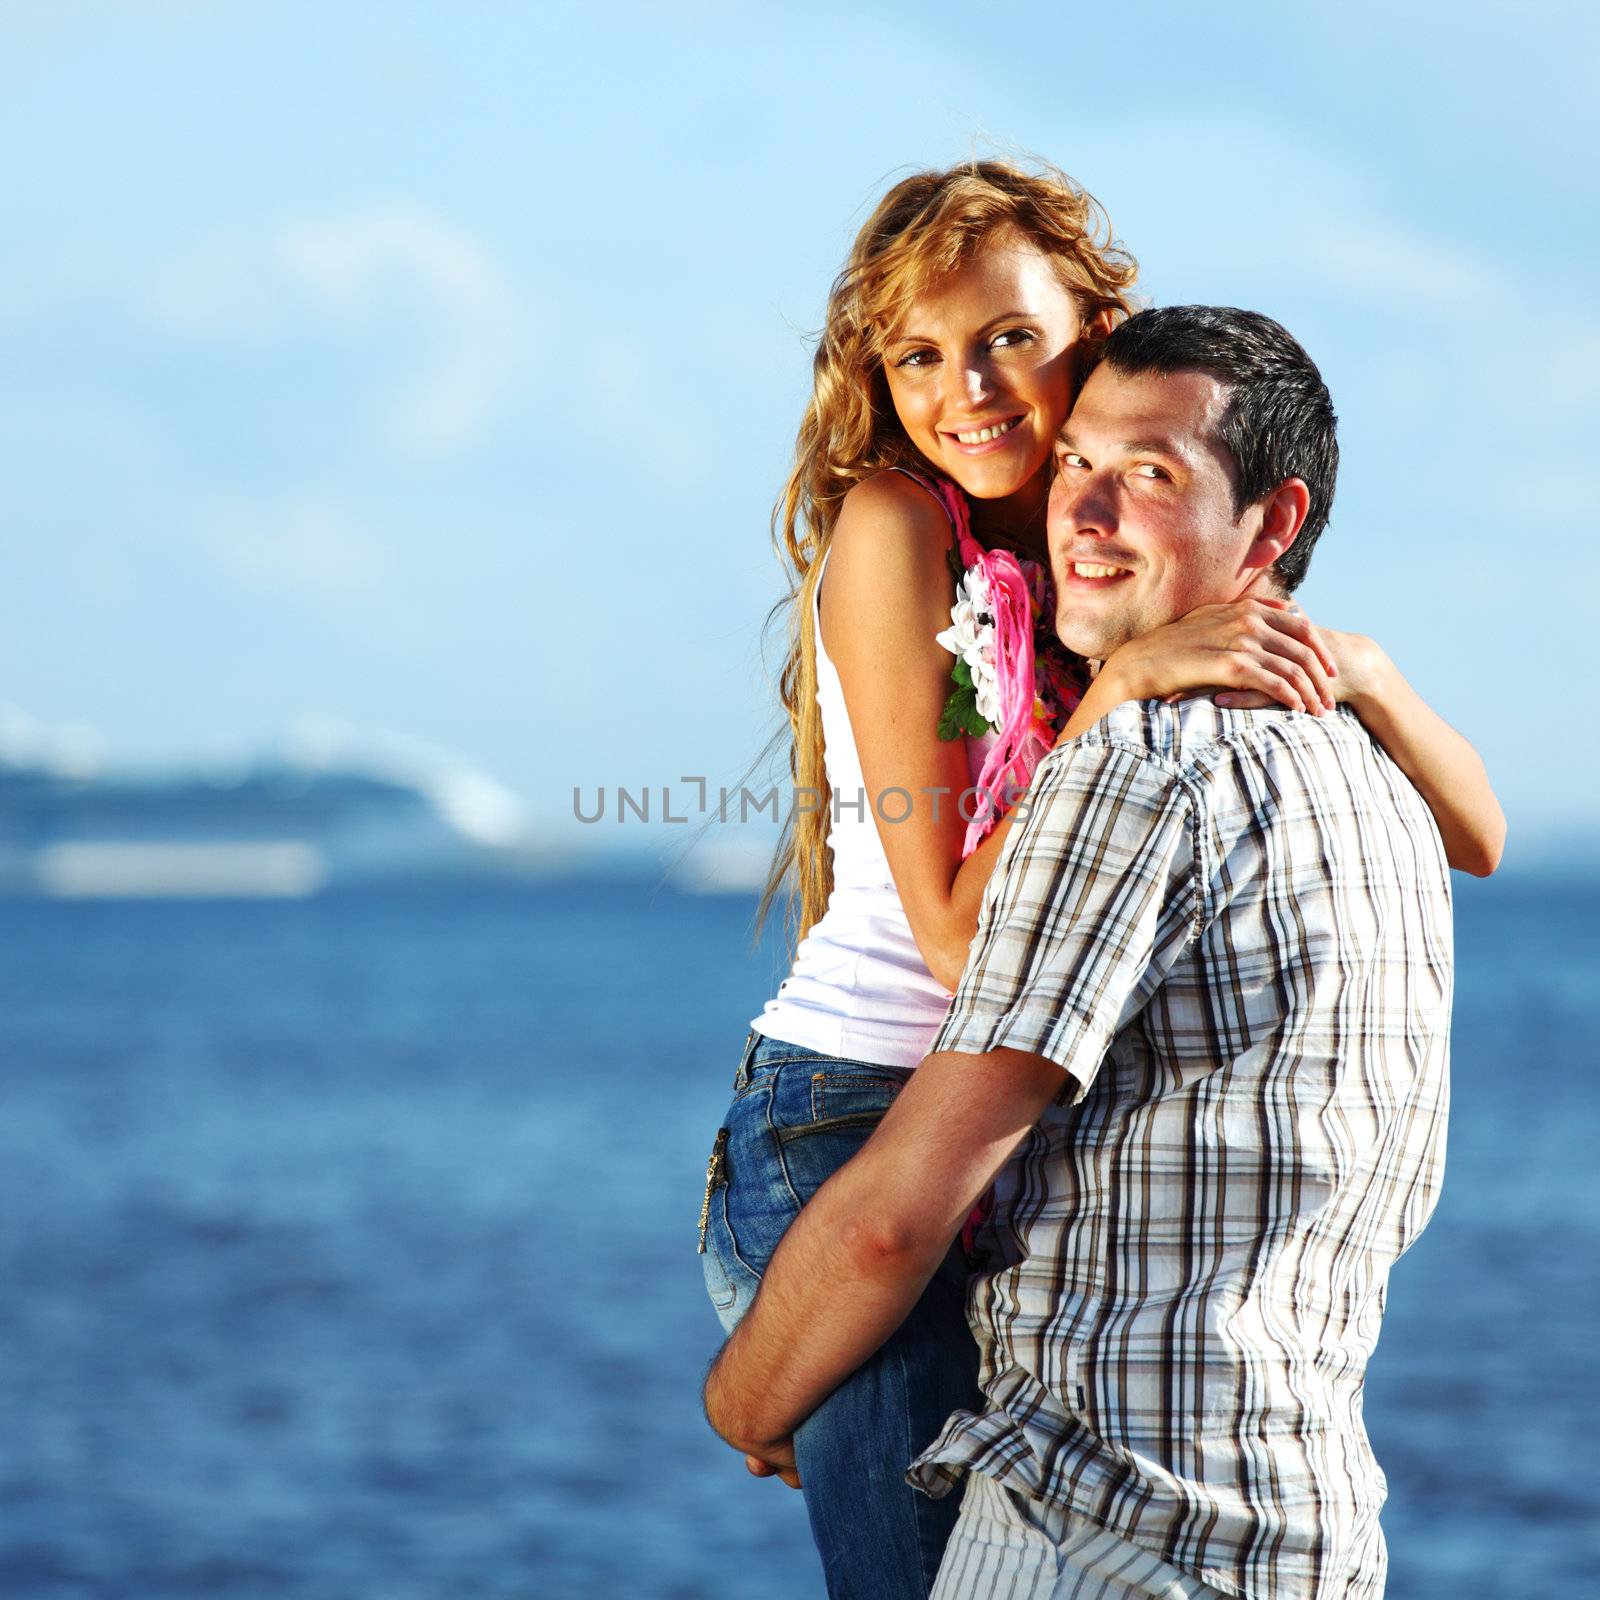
[699,160,1503,1600]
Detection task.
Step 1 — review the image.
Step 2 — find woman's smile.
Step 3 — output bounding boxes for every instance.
[944,414,1026,451]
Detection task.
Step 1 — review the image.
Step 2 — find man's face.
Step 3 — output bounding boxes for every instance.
[1048,365,1266,660]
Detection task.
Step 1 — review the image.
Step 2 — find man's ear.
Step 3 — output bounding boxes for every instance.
[1244,478,1310,574]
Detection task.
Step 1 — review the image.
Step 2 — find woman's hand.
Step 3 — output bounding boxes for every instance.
[1096,596,1339,718]
[1212,625,1382,713]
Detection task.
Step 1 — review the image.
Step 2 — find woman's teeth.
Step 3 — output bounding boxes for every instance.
[954,417,1021,445]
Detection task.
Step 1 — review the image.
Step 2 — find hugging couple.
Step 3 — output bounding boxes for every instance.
[697,160,1503,1600]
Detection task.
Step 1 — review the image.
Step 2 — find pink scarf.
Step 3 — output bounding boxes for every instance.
[922,477,1065,857]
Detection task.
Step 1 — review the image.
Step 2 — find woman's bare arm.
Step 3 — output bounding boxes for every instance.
[1311,632,1505,876]
[820,474,992,993]
[1205,620,1507,876]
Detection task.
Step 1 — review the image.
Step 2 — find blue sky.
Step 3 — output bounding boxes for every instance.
[2,1,1596,871]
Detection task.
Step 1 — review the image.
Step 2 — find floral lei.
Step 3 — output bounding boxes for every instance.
[921,476,1087,856]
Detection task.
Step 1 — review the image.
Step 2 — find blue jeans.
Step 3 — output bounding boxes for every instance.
[700,1032,981,1600]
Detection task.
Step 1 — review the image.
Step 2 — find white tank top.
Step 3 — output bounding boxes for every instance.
[752,545,991,1068]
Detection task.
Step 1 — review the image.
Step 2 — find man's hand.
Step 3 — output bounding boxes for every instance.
[700,1047,1066,1461]
[744,1443,801,1490]
[704,1350,796,1467]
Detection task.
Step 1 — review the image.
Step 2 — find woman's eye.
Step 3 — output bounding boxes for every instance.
[895,348,938,369]
[990,328,1035,351]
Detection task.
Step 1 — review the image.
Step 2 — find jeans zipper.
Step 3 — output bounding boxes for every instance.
[697,1128,729,1254]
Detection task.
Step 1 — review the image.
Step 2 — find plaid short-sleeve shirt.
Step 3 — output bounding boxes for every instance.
[908,700,1454,1600]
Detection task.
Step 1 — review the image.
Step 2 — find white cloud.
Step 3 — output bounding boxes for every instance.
[0,702,106,776]
[1280,209,1600,443]
[146,239,289,338]
[1501,466,1600,527]
[581,336,647,412]
[1527,327,1600,413]
[0,387,393,606]
[575,334,727,489]
[1062,112,1584,356]
[1435,553,1600,612]
[277,205,531,456]
[207,493,389,599]
[1289,218,1504,314]
[146,204,532,457]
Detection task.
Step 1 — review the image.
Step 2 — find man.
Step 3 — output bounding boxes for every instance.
[705,306,1453,1599]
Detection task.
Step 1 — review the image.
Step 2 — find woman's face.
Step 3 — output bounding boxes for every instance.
[881,233,1084,519]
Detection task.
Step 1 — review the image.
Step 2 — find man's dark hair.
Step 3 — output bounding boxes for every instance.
[1098,305,1338,593]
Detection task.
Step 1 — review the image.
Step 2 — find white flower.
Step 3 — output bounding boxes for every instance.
[965,632,996,681]
[936,560,1003,732]
[935,599,984,663]
[974,671,1002,726]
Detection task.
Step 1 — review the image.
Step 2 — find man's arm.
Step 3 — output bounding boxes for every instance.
[705,736,1201,1474]
[702,1044,1066,1464]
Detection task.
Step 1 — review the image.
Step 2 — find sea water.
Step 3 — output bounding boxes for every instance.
[0,877,1595,1598]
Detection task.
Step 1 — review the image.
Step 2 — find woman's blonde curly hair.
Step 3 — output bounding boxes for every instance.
[760,158,1139,947]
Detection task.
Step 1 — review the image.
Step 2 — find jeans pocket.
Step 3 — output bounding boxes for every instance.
[775,1068,910,1206]
[701,1231,738,1318]
[704,1176,764,1333]
[697,1126,744,1326]
[805,1065,911,1124]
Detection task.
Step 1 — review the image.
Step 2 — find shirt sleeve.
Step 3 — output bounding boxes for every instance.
[933,738,1200,1101]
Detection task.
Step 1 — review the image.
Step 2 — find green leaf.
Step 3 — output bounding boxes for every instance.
[937,672,994,740]
[938,679,985,741]
[951,657,974,689]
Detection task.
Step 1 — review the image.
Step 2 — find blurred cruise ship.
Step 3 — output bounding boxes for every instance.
[0,716,544,898]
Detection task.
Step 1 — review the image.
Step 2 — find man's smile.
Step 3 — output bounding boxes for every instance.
[1059,549,1138,588]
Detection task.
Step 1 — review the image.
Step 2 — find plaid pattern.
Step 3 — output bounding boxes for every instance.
[931,1471,1231,1599]
[909,701,1453,1600]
